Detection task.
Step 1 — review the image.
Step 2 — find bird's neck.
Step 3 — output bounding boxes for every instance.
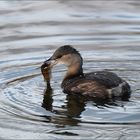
[63,62,83,80]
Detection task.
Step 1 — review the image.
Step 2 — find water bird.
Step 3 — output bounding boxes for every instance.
[41,45,131,100]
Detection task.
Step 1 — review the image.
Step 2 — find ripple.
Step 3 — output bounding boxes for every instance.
[0,49,140,139]
[0,1,140,139]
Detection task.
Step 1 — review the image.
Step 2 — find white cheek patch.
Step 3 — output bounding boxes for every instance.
[57,54,81,67]
[57,60,69,66]
[58,55,72,66]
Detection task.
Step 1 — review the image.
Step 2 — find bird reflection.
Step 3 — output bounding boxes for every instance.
[41,84,86,126]
[42,87,53,112]
[42,85,86,118]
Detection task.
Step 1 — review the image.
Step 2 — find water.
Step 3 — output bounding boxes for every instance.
[0,1,140,139]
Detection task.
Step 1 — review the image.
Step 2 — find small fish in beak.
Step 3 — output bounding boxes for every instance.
[41,60,52,89]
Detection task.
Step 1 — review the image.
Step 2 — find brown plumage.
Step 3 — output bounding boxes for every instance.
[41,45,131,100]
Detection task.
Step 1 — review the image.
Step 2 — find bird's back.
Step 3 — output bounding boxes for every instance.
[85,71,123,88]
[62,71,131,99]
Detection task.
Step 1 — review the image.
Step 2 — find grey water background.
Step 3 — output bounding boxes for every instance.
[0,1,140,139]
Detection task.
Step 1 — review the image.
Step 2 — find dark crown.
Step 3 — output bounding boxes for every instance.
[51,45,81,60]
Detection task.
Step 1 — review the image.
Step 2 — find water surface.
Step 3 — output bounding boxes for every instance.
[0,1,140,139]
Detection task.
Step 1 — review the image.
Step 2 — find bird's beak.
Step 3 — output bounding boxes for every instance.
[42,58,58,70]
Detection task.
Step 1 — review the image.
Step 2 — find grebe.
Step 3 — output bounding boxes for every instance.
[41,45,131,100]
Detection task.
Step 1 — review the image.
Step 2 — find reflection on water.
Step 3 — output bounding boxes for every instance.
[43,87,86,119]
[42,85,132,126]
[0,1,140,139]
